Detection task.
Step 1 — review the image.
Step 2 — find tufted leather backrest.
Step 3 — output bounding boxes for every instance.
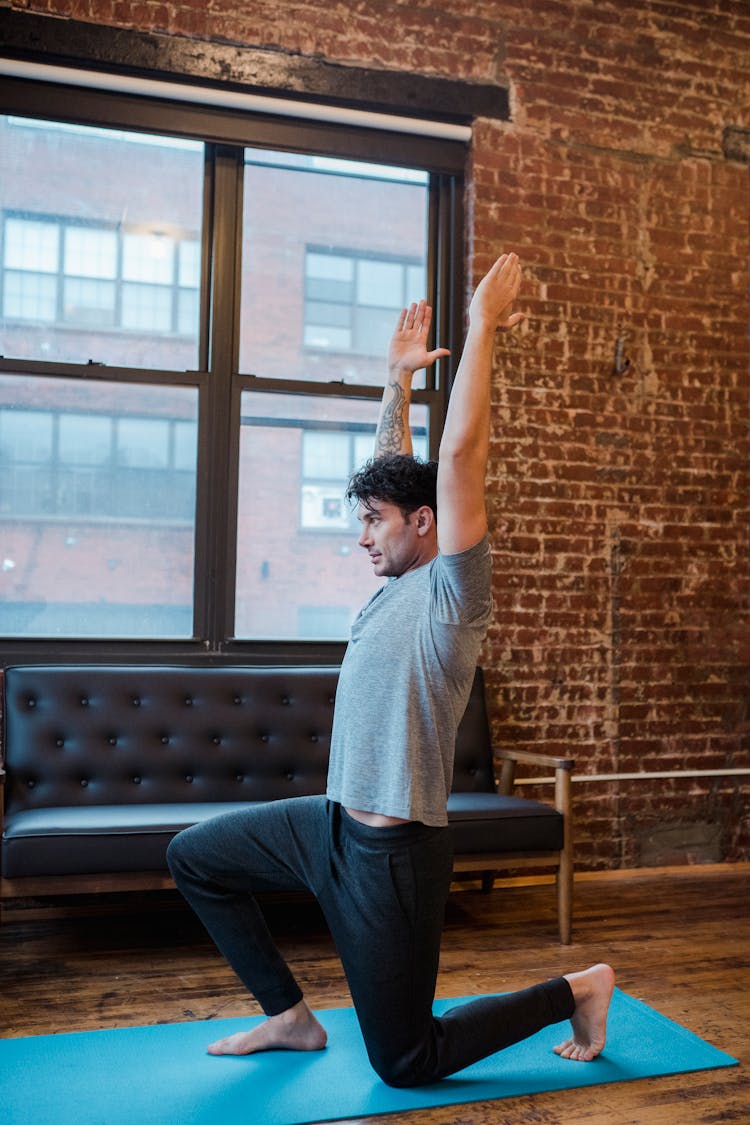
[452,667,495,793]
[3,664,495,813]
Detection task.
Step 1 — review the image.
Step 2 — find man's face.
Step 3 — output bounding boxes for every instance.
[356,498,422,578]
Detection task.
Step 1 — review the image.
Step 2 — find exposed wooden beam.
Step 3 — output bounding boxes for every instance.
[0,9,509,124]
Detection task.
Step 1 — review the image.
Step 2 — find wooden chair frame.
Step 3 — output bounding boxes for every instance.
[451,748,574,944]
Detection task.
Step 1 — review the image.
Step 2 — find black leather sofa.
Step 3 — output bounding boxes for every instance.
[0,664,574,940]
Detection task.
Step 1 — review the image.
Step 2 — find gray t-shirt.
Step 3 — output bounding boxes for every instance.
[326,535,492,826]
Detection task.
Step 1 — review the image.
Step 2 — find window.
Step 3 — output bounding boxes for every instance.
[0,118,204,369]
[300,427,429,532]
[0,85,463,652]
[0,375,197,639]
[234,395,431,640]
[301,430,371,530]
[304,248,426,355]
[2,213,200,336]
[238,150,433,388]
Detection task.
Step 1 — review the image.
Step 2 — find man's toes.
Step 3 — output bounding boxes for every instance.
[207,1033,247,1055]
[554,1038,595,1062]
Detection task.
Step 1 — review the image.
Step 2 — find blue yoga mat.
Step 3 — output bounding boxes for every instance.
[0,989,736,1125]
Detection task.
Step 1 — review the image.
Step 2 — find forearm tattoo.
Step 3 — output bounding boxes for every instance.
[375,382,408,455]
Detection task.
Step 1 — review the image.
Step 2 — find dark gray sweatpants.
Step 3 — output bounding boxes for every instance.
[167,795,574,1088]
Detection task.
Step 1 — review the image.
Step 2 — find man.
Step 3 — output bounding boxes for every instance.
[167,252,614,1086]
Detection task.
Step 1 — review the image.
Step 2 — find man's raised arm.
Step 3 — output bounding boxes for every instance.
[436,252,524,555]
[373,299,450,457]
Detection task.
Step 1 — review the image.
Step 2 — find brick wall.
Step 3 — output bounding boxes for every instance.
[7,0,750,868]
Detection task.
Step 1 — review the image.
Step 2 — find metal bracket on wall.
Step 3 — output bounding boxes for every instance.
[613,334,631,376]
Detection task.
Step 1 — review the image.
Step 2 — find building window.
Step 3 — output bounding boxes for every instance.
[304,248,426,355]
[301,430,373,530]
[0,404,196,522]
[2,212,200,336]
[300,427,429,532]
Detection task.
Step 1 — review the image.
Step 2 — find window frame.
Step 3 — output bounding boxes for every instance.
[0,73,465,664]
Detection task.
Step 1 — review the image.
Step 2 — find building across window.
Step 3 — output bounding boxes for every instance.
[304,247,426,355]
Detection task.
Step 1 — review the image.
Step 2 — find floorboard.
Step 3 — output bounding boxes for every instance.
[1,865,748,1124]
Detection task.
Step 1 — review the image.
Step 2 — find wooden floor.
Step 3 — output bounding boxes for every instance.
[2,864,748,1124]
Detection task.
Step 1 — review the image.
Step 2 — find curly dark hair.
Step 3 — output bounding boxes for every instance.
[346,453,438,520]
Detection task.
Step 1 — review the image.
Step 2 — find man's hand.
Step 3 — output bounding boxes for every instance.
[374,300,450,458]
[468,252,525,333]
[387,299,451,376]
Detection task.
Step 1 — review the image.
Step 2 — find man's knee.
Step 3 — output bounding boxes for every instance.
[166,824,199,879]
[368,1045,438,1089]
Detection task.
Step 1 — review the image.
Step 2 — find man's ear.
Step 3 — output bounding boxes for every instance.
[414,505,435,537]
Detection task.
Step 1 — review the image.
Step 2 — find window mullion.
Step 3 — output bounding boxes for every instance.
[199,144,244,650]
[431,173,463,460]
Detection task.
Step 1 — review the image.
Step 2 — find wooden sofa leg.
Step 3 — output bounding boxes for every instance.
[481,872,495,894]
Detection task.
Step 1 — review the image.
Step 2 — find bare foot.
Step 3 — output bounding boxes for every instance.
[207,999,327,1056]
[553,963,615,1062]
